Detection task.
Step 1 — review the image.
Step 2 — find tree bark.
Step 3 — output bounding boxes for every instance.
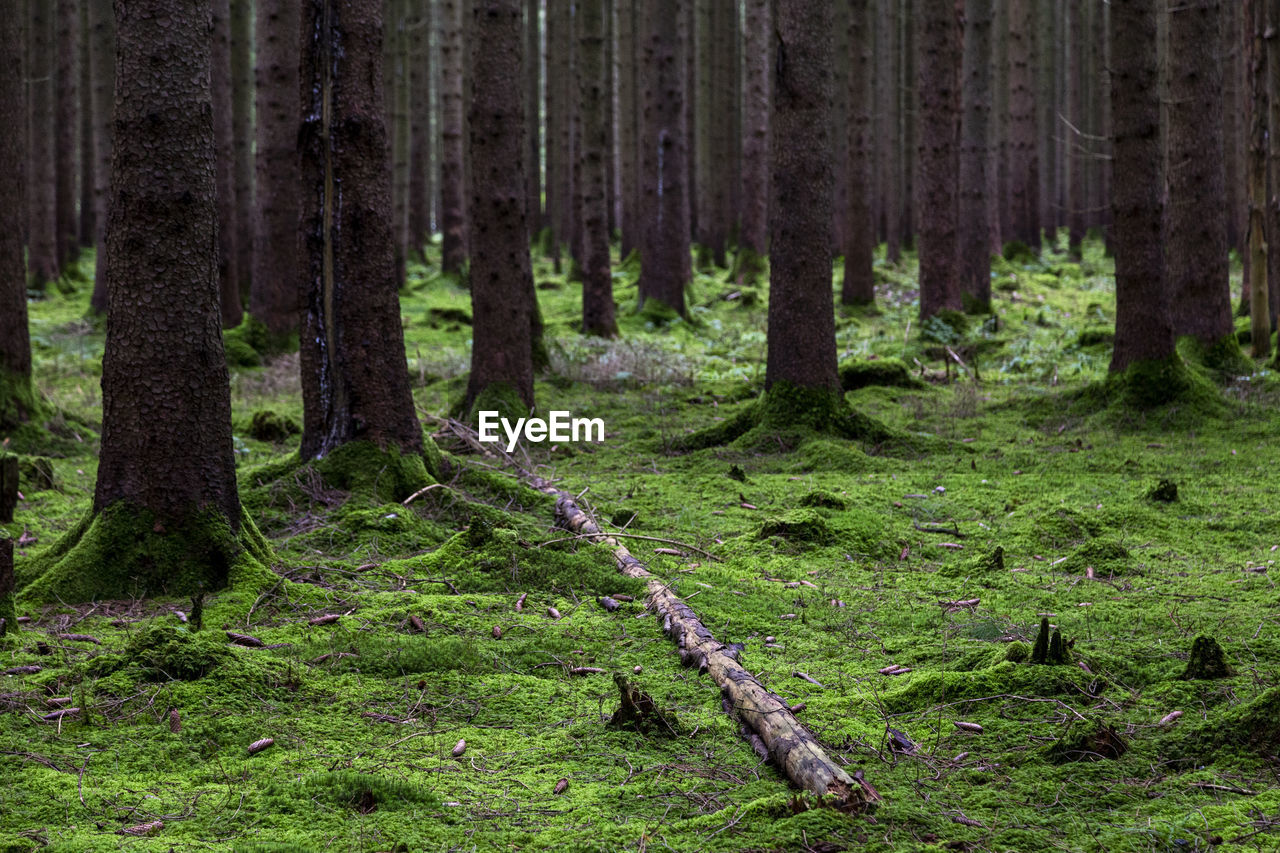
[1109,0,1175,372]
[525,0,541,235]
[391,0,412,285]
[959,0,993,312]
[78,2,95,249]
[298,0,425,461]
[1007,0,1038,247]
[212,0,242,328]
[439,0,468,274]
[88,0,115,314]
[55,0,79,270]
[1065,0,1084,257]
[1267,0,1280,333]
[877,0,902,262]
[1166,0,1232,347]
[842,0,874,306]
[766,0,839,394]
[251,0,301,342]
[617,0,640,257]
[1246,0,1270,356]
[409,0,434,253]
[916,0,961,320]
[96,0,241,550]
[1,2,34,430]
[463,0,537,411]
[636,0,690,316]
[578,0,617,337]
[27,0,58,287]
[738,0,769,266]
[230,0,254,308]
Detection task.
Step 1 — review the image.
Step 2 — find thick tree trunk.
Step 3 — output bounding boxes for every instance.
[617,0,640,257]
[549,491,879,812]
[636,0,690,316]
[55,0,78,270]
[463,0,536,411]
[959,0,993,312]
[694,0,714,264]
[766,0,839,394]
[878,0,902,262]
[408,0,433,253]
[738,0,769,265]
[1007,0,1038,247]
[1065,0,1084,257]
[298,0,425,462]
[27,0,58,287]
[439,0,468,274]
[1267,0,1280,332]
[212,0,242,328]
[251,0,301,342]
[230,0,254,307]
[915,0,961,320]
[1166,0,1232,347]
[989,0,1008,253]
[391,0,412,285]
[1110,0,1175,372]
[1035,0,1056,242]
[578,0,617,337]
[88,0,114,314]
[78,2,94,249]
[1246,0,1270,356]
[842,0,874,306]
[524,0,541,236]
[1224,1,1244,255]
[1,4,34,430]
[93,0,242,585]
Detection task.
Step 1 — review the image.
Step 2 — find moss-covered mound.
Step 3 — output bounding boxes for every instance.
[1061,538,1131,575]
[123,622,233,681]
[249,410,301,443]
[756,509,833,545]
[1046,721,1128,763]
[796,489,848,510]
[1180,635,1233,680]
[838,358,922,391]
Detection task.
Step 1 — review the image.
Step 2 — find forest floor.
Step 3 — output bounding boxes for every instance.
[4,236,1280,852]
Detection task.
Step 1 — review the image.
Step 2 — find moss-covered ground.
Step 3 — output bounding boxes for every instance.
[4,238,1280,851]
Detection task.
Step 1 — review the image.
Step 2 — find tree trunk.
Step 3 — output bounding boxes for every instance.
[298,0,426,465]
[842,0,874,306]
[1,3,34,430]
[230,0,254,310]
[738,0,769,267]
[617,0,640,257]
[578,0,617,337]
[694,0,714,265]
[439,0,468,274]
[26,0,58,288]
[1065,0,1084,257]
[1246,0,1270,357]
[55,0,79,270]
[1166,0,1232,347]
[89,0,244,596]
[212,0,242,328]
[878,0,901,261]
[989,0,1008,253]
[1110,0,1175,372]
[525,0,541,235]
[408,0,434,254]
[87,0,114,314]
[1035,0,1055,242]
[463,0,537,411]
[251,0,301,343]
[1267,0,1280,333]
[916,0,961,320]
[959,0,993,312]
[391,0,411,285]
[766,0,839,395]
[636,0,690,316]
[78,2,94,249]
[1007,0,1038,247]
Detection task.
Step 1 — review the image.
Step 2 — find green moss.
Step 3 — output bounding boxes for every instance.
[1046,721,1128,763]
[1004,641,1030,663]
[838,358,923,391]
[756,509,833,545]
[123,622,233,680]
[1178,332,1254,378]
[638,297,682,326]
[1147,478,1178,502]
[0,367,43,431]
[730,247,768,286]
[1061,538,1131,575]
[1075,328,1114,348]
[942,544,1005,577]
[797,489,848,510]
[464,381,527,425]
[249,410,301,443]
[1002,240,1039,263]
[224,313,297,362]
[17,502,271,602]
[1101,355,1226,412]
[1173,686,1280,764]
[1181,635,1233,680]
[314,441,433,503]
[273,770,439,814]
[920,309,969,344]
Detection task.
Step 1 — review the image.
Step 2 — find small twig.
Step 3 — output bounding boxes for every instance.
[536,531,721,562]
[402,483,450,506]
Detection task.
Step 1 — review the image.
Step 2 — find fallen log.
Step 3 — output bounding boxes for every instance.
[547,488,879,812]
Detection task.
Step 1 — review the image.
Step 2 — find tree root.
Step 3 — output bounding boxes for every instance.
[542,486,880,813]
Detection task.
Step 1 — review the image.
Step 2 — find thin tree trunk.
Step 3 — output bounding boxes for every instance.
[78,2,94,249]
[1110,0,1174,372]
[579,0,616,337]
[878,0,901,262]
[1007,0,1038,247]
[916,0,961,320]
[959,0,993,312]
[617,0,639,256]
[439,0,467,274]
[0,2,34,429]
[842,0,874,306]
[464,0,537,410]
[738,0,768,266]
[408,0,433,254]
[1035,0,1055,243]
[26,0,58,287]
[298,0,425,461]
[1267,0,1280,331]
[525,0,542,235]
[1246,0,1270,356]
[392,0,411,284]
[54,0,78,270]
[694,0,714,265]
[1166,0,1231,347]
[636,0,690,315]
[212,0,242,328]
[251,0,301,342]
[230,0,254,309]
[989,0,1008,253]
[1064,0,1084,257]
[87,0,114,313]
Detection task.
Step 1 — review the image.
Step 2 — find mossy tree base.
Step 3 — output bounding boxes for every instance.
[17,503,274,603]
[0,368,44,433]
[1094,356,1226,413]
[251,437,444,506]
